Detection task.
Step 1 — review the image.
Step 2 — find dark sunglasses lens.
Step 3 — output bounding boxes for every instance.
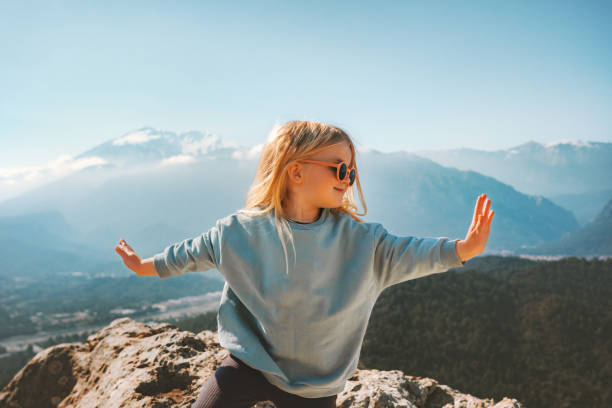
[338,163,347,180]
[349,169,356,185]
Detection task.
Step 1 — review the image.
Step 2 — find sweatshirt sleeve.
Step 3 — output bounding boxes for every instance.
[371,223,465,291]
[152,223,221,279]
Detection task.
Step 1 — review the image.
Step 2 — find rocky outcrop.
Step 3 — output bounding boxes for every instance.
[0,318,523,407]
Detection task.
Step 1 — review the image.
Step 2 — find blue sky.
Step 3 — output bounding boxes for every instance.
[1,0,611,169]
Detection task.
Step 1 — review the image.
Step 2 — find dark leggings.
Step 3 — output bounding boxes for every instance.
[191,354,337,408]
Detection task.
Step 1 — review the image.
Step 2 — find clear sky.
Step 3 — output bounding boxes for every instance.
[1,0,611,169]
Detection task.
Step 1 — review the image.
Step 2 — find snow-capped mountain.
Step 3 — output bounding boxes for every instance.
[0,127,265,203]
[75,127,262,167]
[0,142,583,268]
[413,140,611,194]
[412,140,612,225]
[0,126,609,278]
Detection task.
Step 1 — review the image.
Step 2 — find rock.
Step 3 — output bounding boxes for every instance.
[336,370,522,408]
[0,317,523,407]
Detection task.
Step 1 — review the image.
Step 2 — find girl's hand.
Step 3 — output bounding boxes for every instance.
[115,238,143,275]
[456,193,494,262]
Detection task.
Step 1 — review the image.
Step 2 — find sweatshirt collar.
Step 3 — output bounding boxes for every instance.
[285,208,329,230]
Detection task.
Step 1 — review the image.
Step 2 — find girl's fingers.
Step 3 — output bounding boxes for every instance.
[116,245,131,256]
[118,239,133,251]
[472,195,484,226]
[482,198,490,217]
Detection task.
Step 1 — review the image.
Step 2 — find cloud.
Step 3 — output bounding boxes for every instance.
[231,144,263,160]
[0,155,107,202]
[265,121,284,144]
[112,130,161,146]
[542,140,593,148]
[160,154,197,166]
[356,145,373,153]
[180,132,238,156]
[181,134,221,156]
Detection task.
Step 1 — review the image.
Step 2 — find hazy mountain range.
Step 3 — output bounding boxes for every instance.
[0,127,609,278]
[413,141,612,226]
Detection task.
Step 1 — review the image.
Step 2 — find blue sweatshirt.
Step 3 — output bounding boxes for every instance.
[152,207,465,398]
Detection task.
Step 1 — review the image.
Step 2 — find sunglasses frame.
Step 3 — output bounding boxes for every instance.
[299,159,357,186]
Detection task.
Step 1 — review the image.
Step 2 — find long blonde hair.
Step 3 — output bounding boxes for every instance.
[237,120,367,275]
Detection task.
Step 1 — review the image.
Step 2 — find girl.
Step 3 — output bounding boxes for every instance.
[115,120,494,408]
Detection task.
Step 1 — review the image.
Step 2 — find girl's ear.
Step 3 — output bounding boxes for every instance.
[286,162,304,184]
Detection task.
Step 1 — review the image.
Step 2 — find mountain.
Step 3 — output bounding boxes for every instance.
[1,128,606,279]
[84,222,194,259]
[0,211,109,278]
[0,317,523,407]
[357,150,579,254]
[0,146,582,266]
[521,196,612,256]
[74,127,255,167]
[412,140,612,225]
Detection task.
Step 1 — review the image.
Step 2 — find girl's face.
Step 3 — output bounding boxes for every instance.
[299,141,353,209]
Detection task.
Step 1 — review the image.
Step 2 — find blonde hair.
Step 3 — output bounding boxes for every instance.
[237,120,367,275]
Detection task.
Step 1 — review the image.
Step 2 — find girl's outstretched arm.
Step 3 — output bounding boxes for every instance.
[151,226,220,278]
[372,193,494,290]
[115,239,156,276]
[456,193,494,263]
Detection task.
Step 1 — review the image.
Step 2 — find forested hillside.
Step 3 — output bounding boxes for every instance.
[362,256,611,408]
[2,256,610,408]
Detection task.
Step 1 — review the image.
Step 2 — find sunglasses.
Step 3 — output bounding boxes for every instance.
[299,160,357,186]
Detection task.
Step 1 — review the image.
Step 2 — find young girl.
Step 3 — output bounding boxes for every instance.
[115,120,494,408]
